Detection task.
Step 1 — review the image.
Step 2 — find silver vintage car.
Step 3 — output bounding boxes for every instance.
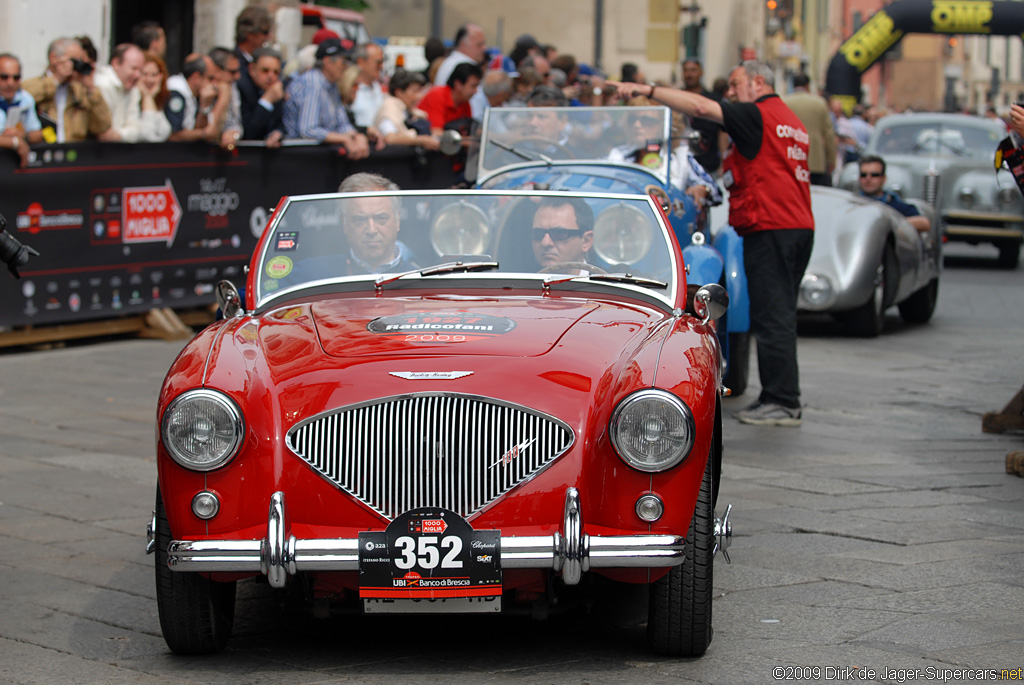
[838,113,1023,268]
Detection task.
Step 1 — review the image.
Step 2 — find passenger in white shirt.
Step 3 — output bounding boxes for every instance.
[94,43,171,142]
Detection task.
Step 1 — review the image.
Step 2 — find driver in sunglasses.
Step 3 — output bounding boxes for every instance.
[530,196,598,272]
[607,96,721,208]
[857,154,930,233]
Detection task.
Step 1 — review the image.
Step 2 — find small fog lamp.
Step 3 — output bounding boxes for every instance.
[635,494,664,522]
[191,491,221,520]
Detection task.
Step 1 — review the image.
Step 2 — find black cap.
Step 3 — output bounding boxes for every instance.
[515,34,540,50]
[316,38,344,60]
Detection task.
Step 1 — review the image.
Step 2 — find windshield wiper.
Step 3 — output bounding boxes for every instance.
[542,271,668,292]
[375,260,499,291]
[490,138,553,165]
[590,273,668,288]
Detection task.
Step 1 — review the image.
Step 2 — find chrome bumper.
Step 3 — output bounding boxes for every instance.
[149,488,703,589]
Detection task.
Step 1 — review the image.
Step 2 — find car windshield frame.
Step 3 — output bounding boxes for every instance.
[477,106,675,185]
[251,189,681,312]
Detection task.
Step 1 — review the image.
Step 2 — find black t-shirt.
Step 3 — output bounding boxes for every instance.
[720,95,778,160]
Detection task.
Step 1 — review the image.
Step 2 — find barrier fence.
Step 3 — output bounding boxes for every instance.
[0,142,458,329]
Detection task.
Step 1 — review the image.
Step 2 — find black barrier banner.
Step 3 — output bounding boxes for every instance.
[825,0,1024,108]
[0,142,458,328]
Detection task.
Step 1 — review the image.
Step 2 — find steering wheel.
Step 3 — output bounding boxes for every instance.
[538,261,608,275]
[514,137,576,159]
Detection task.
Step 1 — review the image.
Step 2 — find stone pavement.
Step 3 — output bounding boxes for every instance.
[0,247,1021,683]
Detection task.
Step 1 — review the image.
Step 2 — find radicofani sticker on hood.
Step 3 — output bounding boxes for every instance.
[367,311,516,343]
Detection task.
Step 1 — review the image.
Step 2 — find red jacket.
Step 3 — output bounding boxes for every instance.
[723,96,814,235]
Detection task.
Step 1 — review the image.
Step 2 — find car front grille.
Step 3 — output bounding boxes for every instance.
[286,393,574,520]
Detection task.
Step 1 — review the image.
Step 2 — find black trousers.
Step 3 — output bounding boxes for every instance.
[741,228,814,408]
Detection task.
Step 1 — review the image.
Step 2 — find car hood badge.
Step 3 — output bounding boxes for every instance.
[389,371,474,380]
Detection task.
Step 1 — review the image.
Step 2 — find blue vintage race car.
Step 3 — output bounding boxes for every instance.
[469,106,751,395]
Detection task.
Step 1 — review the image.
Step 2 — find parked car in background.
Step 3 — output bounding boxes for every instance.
[149,188,733,657]
[300,3,371,48]
[797,187,941,336]
[473,106,752,396]
[838,113,1023,268]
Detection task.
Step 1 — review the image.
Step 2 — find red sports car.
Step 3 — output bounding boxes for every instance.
[148,188,733,656]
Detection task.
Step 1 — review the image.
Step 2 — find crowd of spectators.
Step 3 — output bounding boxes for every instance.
[2,6,1014,177]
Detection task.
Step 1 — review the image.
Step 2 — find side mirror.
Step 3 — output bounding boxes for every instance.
[439,129,463,156]
[693,283,728,324]
[216,280,244,319]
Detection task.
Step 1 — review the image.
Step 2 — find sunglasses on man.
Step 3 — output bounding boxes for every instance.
[859,172,883,178]
[532,227,583,242]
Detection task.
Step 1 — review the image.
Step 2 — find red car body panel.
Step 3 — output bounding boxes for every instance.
[157,286,719,589]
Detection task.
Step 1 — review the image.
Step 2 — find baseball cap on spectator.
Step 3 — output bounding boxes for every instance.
[316,37,345,60]
[577,63,602,78]
[515,34,540,52]
[312,28,340,46]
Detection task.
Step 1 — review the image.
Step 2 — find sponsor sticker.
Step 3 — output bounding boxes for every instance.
[368,311,516,343]
[265,256,293,279]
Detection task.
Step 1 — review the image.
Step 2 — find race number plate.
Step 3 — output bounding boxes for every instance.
[359,508,501,612]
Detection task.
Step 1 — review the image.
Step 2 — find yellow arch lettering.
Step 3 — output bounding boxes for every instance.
[839,12,903,71]
[932,1,993,33]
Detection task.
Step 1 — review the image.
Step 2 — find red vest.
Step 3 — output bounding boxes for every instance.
[723,96,814,234]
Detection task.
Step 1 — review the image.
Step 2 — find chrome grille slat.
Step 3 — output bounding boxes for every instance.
[287,393,574,520]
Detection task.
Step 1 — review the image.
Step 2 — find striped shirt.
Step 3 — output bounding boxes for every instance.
[283,67,354,141]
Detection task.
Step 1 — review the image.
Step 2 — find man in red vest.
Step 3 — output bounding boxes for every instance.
[610,61,814,426]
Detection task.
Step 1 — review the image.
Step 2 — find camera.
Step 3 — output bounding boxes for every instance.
[0,212,40,278]
[71,58,93,76]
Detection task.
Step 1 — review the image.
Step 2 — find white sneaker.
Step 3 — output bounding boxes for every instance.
[733,402,802,427]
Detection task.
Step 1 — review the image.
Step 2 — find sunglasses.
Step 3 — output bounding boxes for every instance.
[632,116,660,127]
[532,227,582,242]
[0,73,21,80]
[860,172,883,178]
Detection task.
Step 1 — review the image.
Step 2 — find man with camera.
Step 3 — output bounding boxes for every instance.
[23,37,112,142]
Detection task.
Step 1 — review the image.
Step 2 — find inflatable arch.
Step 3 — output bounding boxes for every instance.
[824,0,1024,112]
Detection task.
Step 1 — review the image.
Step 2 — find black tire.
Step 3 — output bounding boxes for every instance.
[844,243,896,337]
[723,331,750,397]
[997,242,1020,269]
[898,278,939,324]
[647,449,714,657]
[154,487,236,654]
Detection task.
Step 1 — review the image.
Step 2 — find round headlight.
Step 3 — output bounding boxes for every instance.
[610,389,695,472]
[998,187,1018,206]
[430,201,490,257]
[799,273,834,310]
[162,390,244,471]
[592,202,654,265]
[958,187,975,207]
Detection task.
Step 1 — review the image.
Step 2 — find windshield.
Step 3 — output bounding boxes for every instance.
[478,106,675,183]
[254,190,678,308]
[872,121,1003,159]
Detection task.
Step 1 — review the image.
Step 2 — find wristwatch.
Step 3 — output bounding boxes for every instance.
[199,105,214,117]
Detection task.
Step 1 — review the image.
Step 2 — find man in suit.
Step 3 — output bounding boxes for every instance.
[240,47,284,146]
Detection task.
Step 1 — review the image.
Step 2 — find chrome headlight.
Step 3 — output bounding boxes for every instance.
[610,389,695,472]
[162,389,245,471]
[958,187,975,208]
[592,202,653,265]
[799,273,834,310]
[999,187,1019,206]
[430,201,489,256]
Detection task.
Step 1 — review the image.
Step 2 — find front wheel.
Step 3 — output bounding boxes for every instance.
[723,332,750,397]
[154,487,236,654]
[647,450,714,656]
[898,278,939,324]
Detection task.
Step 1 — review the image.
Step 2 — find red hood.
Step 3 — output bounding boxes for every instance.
[310,296,600,358]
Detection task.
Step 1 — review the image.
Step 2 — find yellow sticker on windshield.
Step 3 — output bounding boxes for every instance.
[265,255,293,279]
